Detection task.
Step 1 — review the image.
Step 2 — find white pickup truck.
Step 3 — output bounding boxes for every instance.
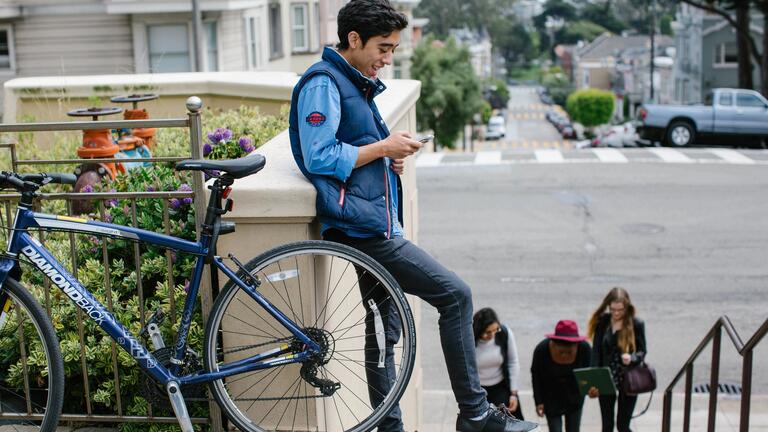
[637,88,768,147]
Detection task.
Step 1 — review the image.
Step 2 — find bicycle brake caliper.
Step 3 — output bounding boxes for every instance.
[367,299,386,368]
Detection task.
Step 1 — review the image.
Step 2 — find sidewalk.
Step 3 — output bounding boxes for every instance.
[422,389,768,431]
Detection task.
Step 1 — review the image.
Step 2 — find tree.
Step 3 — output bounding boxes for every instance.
[679,0,765,95]
[411,38,485,149]
[581,2,627,33]
[488,16,537,70]
[414,0,513,37]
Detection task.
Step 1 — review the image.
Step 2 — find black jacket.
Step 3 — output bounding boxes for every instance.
[530,339,591,416]
[590,314,647,368]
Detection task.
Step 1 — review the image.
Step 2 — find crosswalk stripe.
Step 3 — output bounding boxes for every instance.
[475,151,502,165]
[647,148,694,163]
[708,148,756,164]
[415,152,444,167]
[535,149,564,163]
[592,148,629,163]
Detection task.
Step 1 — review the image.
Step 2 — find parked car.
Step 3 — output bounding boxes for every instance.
[485,115,506,140]
[546,110,575,138]
[637,88,768,147]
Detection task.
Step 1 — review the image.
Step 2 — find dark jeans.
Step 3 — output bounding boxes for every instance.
[546,409,582,432]
[482,381,523,420]
[324,230,488,431]
[599,392,638,432]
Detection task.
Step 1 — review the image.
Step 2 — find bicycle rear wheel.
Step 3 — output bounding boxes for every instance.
[204,240,416,432]
[0,277,64,431]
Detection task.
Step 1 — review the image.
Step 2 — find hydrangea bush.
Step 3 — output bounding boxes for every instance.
[0,104,288,430]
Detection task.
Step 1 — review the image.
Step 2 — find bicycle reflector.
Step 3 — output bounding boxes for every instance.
[222,186,232,199]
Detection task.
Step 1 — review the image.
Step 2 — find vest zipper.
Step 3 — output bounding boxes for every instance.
[338,184,346,207]
[383,161,391,239]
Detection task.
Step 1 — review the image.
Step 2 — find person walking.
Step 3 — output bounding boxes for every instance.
[473,308,524,419]
[530,320,591,432]
[587,287,647,432]
[288,1,537,431]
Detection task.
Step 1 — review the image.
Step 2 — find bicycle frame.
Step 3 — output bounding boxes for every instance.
[0,205,320,388]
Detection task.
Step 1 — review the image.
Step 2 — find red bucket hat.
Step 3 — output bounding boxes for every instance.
[546,320,588,342]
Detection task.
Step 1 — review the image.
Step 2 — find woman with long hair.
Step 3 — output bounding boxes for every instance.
[587,287,647,432]
[472,308,524,419]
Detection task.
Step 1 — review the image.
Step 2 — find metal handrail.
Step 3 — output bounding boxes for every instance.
[661,315,768,432]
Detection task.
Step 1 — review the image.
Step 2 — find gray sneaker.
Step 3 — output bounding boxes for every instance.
[456,405,538,432]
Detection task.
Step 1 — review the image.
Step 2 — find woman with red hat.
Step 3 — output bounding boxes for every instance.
[530,319,592,432]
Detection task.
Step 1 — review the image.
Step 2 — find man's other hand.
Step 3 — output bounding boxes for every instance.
[391,158,405,175]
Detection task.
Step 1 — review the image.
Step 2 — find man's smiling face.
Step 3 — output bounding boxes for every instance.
[346,31,401,80]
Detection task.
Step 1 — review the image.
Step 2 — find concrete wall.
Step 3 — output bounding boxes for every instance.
[3,71,424,430]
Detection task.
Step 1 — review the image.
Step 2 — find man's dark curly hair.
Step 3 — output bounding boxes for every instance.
[336,0,408,50]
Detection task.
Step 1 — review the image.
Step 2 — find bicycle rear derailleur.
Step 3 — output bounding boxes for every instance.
[294,327,340,397]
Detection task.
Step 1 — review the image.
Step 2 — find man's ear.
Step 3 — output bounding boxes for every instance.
[348,31,361,49]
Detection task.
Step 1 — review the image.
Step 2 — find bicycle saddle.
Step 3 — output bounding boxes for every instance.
[175,154,266,179]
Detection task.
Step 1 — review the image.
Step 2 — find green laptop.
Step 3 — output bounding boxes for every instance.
[574,367,617,397]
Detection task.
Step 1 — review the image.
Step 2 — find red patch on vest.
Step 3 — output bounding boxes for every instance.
[306,112,326,127]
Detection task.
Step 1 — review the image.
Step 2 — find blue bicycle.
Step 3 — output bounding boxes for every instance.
[0,155,416,431]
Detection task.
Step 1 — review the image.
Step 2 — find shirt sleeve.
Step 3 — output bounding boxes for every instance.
[530,342,544,406]
[297,74,359,182]
[505,325,520,392]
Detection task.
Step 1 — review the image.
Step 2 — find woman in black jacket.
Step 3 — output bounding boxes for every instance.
[587,287,647,432]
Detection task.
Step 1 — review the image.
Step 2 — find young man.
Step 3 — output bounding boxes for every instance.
[288,1,537,431]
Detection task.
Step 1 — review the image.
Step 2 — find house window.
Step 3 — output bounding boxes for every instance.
[291,4,309,52]
[0,26,14,71]
[205,21,218,71]
[393,60,402,79]
[313,2,321,50]
[245,16,261,69]
[714,42,737,66]
[269,3,283,59]
[148,24,191,72]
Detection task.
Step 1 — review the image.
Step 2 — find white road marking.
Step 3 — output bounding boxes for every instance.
[415,152,444,167]
[535,149,564,163]
[647,148,694,163]
[474,151,502,165]
[708,148,756,164]
[592,148,629,163]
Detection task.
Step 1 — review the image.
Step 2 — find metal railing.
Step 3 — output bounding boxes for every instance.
[662,315,768,432]
[0,97,223,428]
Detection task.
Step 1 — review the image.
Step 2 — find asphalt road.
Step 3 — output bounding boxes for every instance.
[415,161,768,398]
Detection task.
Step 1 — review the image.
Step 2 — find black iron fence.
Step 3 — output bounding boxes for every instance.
[0,97,223,428]
[662,315,768,432]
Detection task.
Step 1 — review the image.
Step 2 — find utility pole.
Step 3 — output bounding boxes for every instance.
[192,0,204,72]
[649,0,656,101]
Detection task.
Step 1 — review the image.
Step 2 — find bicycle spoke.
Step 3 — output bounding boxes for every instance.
[233,297,285,339]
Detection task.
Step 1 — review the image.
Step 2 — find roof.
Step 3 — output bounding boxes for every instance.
[577,33,650,60]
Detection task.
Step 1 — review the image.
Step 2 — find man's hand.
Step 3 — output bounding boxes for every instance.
[390,159,405,175]
[588,386,599,398]
[508,394,519,412]
[382,131,422,159]
[536,404,545,417]
[356,131,422,168]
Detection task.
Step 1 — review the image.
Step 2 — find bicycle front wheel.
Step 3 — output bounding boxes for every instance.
[0,277,64,431]
[204,240,416,432]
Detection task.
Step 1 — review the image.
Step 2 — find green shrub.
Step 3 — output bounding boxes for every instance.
[566,88,615,127]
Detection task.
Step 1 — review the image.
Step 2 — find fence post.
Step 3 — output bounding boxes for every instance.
[186,96,224,432]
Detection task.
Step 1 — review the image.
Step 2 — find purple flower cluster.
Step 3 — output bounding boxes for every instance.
[207,128,233,144]
[82,184,94,193]
[170,183,195,209]
[238,136,255,153]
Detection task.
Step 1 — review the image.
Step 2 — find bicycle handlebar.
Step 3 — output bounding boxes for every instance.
[0,171,77,192]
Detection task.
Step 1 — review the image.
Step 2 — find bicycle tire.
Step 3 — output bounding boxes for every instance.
[204,240,416,432]
[0,277,65,431]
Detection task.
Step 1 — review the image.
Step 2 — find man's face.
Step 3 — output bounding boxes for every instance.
[347,31,401,80]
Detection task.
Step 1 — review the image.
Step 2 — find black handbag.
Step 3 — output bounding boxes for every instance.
[622,359,657,395]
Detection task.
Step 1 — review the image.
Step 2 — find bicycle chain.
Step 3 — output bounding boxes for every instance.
[220,336,294,355]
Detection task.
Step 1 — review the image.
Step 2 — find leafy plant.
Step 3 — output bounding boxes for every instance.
[566,88,615,127]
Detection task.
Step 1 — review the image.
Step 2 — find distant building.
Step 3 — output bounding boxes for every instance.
[449,27,493,80]
[573,33,648,92]
[671,3,763,104]
[512,0,544,27]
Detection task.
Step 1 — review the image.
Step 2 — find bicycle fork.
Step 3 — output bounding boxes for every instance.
[167,381,194,432]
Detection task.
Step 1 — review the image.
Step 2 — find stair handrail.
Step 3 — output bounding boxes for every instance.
[661,315,768,432]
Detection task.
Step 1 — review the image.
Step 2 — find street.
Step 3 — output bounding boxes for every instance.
[414,153,768,430]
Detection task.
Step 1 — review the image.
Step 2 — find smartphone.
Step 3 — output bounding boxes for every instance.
[418,135,434,143]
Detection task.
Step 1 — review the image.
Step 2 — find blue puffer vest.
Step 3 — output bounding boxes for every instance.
[289,48,403,237]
